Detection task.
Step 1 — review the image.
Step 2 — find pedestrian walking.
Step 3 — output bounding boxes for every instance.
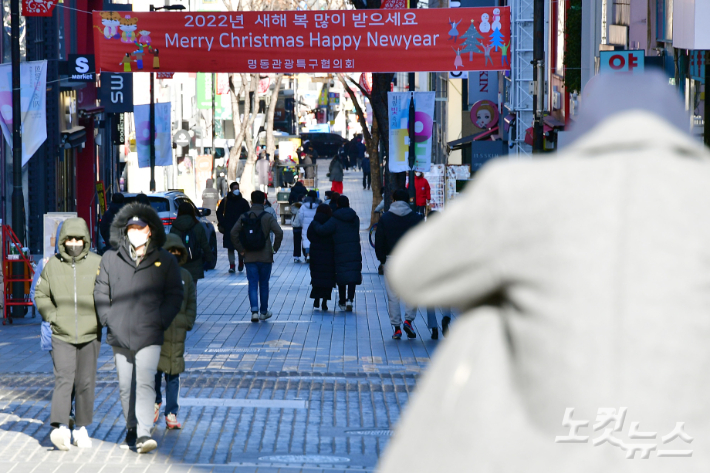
[339,142,351,171]
[298,190,321,263]
[302,153,315,180]
[380,72,710,472]
[408,172,431,214]
[215,166,229,198]
[362,153,371,190]
[99,193,124,251]
[94,203,184,454]
[170,202,214,286]
[291,202,303,262]
[307,204,336,311]
[35,218,102,451]
[329,157,344,195]
[374,189,424,340]
[216,182,250,273]
[230,191,284,322]
[288,180,307,204]
[312,195,362,311]
[352,135,366,171]
[256,154,270,193]
[154,234,197,431]
[201,179,219,223]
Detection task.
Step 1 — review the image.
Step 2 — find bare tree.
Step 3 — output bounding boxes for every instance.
[265,74,285,158]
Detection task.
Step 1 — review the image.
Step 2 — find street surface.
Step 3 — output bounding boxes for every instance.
[0,163,452,473]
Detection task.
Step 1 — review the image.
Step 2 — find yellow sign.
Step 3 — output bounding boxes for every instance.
[318,87,329,107]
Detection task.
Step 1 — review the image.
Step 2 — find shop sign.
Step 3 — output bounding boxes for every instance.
[599,50,644,75]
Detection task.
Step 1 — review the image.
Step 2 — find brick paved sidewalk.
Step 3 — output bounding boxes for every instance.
[0,162,454,472]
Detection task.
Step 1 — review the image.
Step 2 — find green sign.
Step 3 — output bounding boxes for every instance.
[196,73,233,119]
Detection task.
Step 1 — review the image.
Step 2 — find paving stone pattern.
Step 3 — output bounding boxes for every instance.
[0,163,453,472]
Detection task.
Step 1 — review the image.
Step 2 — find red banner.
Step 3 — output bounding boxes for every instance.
[92,8,510,74]
[23,0,57,17]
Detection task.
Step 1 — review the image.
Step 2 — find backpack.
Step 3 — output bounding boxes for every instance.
[239,212,267,251]
[181,224,203,262]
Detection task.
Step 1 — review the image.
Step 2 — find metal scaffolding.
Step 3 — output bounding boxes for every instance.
[507,0,535,156]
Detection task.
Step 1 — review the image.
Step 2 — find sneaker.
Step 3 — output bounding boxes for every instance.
[392,327,402,340]
[228,264,236,274]
[251,312,259,322]
[431,327,439,340]
[50,425,71,451]
[120,427,137,450]
[72,426,92,448]
[136,436,158,454]
[165,413,182,430]
[321,300,328,311]
[259,311,272,321]
[403,320,417,339]
[338,303,347,311]
[442,316,451,337]
[154,403,161,424]
[346,300,354,312]
[305,256,310,263]
[294,257,300,263]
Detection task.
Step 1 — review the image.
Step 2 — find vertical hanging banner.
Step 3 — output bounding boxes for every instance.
[92,8,510,73]
[134,102,173,168]
[0,60,47,166]
[388,91,435,173]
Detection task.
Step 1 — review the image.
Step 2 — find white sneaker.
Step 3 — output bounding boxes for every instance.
[72,426,92,448]
[50,425,71,451]
[293,257,300,263]
[259,311,273,321]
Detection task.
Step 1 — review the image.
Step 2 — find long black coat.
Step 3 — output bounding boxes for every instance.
[307,213,336,289]
[216,191,250,250]
[313,207,362,285]
[170,215,214,281]
[94,203,184,352]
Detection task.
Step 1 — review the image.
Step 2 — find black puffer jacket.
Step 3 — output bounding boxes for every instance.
[94,203,184,352]
[216,191,250,250]
[374,201,424,265]
[99,202,123,249]
[307,213,336,289]
[170,215,213,281]
[289,182,307,204]
[313,207,362,285]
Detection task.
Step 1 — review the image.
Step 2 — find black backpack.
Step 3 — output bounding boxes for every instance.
[239,212,267,251]
[181,224,203,262]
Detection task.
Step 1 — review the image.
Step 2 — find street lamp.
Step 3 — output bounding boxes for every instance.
[147,4,185,191]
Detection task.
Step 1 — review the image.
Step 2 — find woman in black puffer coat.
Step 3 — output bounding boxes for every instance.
[307,204,336,311]
[312,195,362,311]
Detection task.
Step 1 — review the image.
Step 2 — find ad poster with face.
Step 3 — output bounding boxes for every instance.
[388,91,435,173]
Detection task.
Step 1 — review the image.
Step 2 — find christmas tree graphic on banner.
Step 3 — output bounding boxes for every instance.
[489,25,505,51]
[460,19,485,61]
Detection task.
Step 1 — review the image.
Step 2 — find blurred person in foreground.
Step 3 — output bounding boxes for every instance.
[380,72,710,471]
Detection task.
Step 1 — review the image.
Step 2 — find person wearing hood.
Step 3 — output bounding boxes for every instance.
[217,182,250,273]
[35,218,102,451]
[99,193,125,251]
[154,234,197,431]
[307,204,336,311]
[329,156,344,195]
[230,191,284,322]
[298,190,321,263]
[312,195,362,311]
[407,172,431,214]
[289,181,308,204]
[170,202,214,284]
[215,166,229,198]
[375,189,424,340]
[94,203,183,454]
[201,179,219,223]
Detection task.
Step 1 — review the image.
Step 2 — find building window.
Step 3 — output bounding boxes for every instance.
[656,0,673,41]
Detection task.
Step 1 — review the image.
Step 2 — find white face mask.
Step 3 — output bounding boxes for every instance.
[127,230,149,248]
[233,189,240,196]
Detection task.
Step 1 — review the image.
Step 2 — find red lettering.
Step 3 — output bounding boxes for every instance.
[627,54,638,71]
[609,55,625,70]
[479,71,488,93]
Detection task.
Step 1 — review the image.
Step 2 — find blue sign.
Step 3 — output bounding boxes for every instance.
[599,50,645,75]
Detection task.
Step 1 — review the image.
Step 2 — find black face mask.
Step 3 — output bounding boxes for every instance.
[65,243,84,258]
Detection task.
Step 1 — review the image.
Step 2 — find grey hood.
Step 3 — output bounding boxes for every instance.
[389,201,412,217]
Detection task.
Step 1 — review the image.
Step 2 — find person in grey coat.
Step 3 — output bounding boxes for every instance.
[328,157,344,194]
[380,72,710,472]
[201,179,219,223]
[256,155,271,192]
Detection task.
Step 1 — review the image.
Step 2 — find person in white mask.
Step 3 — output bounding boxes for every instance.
[94,204,183,454]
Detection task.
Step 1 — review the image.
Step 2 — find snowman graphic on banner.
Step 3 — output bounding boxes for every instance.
[452,8,507,68]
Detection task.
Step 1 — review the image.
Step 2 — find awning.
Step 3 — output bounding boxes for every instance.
[543,115,565,129]
[60,126,86,149]
[447,126,500,152]
[524,124,554,146]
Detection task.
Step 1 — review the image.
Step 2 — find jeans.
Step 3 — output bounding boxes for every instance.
[363,170,371,189]
[386,278,417,326]
[113,345,162,438]
[338,284,356,304]
[155,371,180,416]
[293,228,302,257]
[50,338,100,428]
[245,262,272,313]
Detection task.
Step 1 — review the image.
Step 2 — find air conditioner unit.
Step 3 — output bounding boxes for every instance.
[552,88,562,110]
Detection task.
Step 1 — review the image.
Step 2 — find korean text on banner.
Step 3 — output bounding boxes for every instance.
[134,102,172,168]
[92,8,511,74]
[0,60,47,166]
[388,92,435,173]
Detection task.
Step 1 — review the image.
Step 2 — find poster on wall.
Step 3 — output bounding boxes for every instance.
[92,8,511,74]
[388,91,435,173]
[43,213,77,261]
[0,60,47,166]
[134,102,172,168]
